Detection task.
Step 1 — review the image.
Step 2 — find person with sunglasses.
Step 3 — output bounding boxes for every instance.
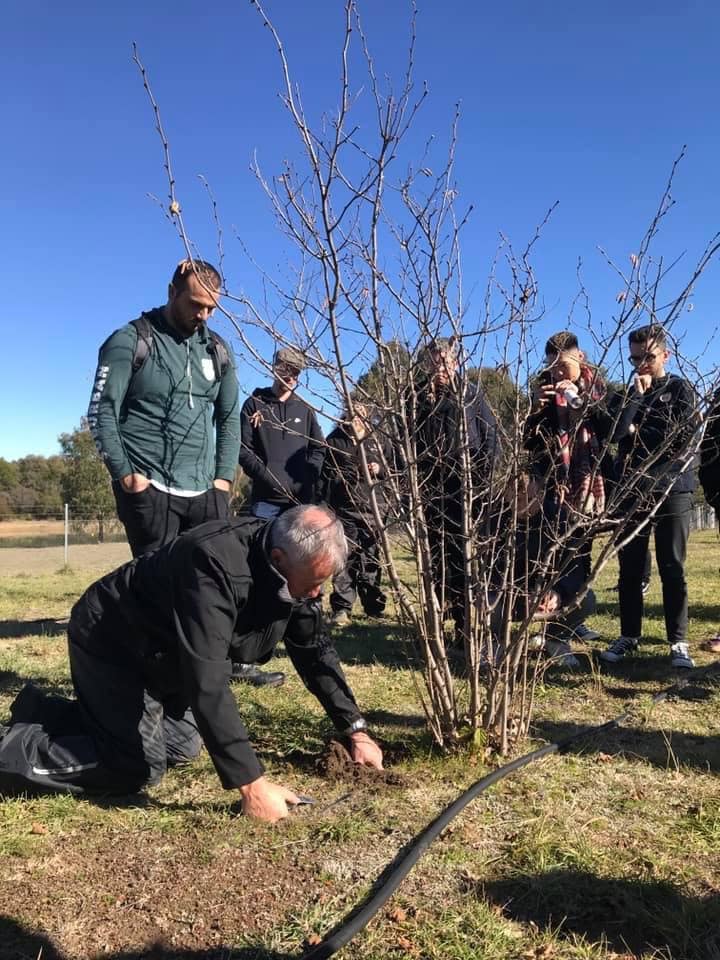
[600,324,698,668]
[235,346,326,686]
[239,346,325,520]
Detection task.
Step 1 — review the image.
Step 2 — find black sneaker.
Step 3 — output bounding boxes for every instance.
[231,663,286,687]
[599,636,639,663]
[669,643,694,669]
[9,682,45,724]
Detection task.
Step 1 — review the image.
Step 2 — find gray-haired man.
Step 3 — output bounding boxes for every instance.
[0,506,383,822]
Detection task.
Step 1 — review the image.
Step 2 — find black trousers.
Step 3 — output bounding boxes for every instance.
[0,603,201,796]
[545,589,597,643]
[618,491,692,645]
[113,483,231,558]
[426,502,467,635]
[330,517,386,616]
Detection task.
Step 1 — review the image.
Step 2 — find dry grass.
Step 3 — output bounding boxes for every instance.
[0,535,719,960]
[0,519,66,539]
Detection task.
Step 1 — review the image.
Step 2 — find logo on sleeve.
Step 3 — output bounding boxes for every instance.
[201,358,216,381]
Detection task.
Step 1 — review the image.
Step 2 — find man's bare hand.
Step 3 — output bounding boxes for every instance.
[634,373,652,395]
[213,478,232,493]
[239,776,301,823]
[536,590,561,615]
[120,473,150,494]
[367,461,381,477]
[532,383,556,409]
[350,732,384,770]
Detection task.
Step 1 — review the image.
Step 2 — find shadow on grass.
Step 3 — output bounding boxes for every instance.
[599,680,716,702]
[0,916,297,959]
[0,669,71,704]
[595,595,720,627]
[331,621,416,669]
[0,617,68,639]
[532,718,720,772]
[479,868,720,959]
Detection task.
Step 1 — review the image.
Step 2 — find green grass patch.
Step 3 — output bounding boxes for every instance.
[0,537,718,958]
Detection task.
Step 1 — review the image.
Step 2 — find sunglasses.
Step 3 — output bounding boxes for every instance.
[629,352,658,365]
[274,364,301,379]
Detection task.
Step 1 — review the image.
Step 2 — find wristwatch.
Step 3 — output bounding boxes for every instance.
[343,717,368,736]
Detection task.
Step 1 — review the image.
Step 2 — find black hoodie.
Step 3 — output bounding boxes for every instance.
[239,387,325,505]
[615,373,698,497]
[69,516,361,789]
[321,424,391,520]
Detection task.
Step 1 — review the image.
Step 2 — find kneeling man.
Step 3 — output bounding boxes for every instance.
[0,506,382,822]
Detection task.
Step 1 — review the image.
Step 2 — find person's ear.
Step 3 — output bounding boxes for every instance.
[271,547,286,572]
[168,282,176,302]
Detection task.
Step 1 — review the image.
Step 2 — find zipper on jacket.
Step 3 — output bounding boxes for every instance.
[185,341,194,409]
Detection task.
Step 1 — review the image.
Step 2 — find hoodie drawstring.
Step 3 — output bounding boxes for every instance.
[186,341,194,409]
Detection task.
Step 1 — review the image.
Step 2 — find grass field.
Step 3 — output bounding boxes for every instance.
[0,520,67,539]
[0,532,719,960]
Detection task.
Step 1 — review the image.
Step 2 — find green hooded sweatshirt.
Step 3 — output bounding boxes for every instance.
[88,308,240,491]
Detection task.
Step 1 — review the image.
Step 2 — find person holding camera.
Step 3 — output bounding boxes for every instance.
[525,331,629,653]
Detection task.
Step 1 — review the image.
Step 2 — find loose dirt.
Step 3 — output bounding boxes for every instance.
[2,826,324,959]
[320,739,407,787]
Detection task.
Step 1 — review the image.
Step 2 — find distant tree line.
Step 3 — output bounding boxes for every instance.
[1,421,251,541]
[0,421,116,539]
[0,453,67,519]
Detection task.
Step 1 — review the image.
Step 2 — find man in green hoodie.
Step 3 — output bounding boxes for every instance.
[88,259,241,555]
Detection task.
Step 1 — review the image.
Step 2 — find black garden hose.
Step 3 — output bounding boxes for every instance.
[301,660,720,960]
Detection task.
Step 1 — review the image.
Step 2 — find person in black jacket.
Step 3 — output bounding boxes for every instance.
[698,384,720,653]
[415,339,500,644]
[235,346,326,686]
[322,404,389,625]
[0,506,383,822]
[524,332,634,647]
[239,347,325,519]
[600,324,698,668]
[493,476,596,669]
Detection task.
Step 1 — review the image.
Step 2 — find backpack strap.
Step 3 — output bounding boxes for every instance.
[207,330,230,381]
[130,314,230,382]
[130,314,154,375]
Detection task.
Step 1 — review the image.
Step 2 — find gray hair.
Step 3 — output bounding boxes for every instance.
[268,505,348,575]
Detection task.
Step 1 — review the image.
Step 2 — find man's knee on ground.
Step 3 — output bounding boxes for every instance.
[164,715,203,768]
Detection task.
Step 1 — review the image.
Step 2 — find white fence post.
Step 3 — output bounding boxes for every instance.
[64,503,69,567]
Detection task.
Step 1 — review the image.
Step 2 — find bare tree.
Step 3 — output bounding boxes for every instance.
[134,2,720,754]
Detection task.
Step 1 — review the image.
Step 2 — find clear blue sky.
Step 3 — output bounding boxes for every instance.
[2,0,718,459]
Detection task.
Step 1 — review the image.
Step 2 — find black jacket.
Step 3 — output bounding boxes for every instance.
[69,516,361,789]
[492,508,588,620]
[699,387,720,509]
[416,382,500,502]
[239,388,325,506]
[615,374,697,497]
[321,425,390,520]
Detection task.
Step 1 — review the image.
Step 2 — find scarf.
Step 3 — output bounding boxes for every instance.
[554,366,606,516]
